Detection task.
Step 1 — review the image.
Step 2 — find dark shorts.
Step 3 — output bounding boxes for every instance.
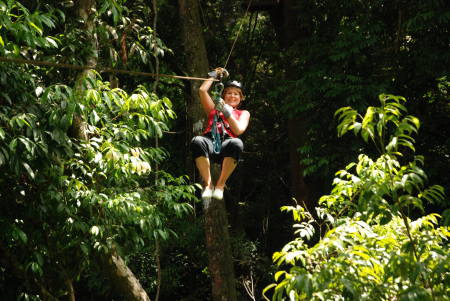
[191,133,244,163]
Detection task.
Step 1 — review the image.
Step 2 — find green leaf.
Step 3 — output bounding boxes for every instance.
[29,262,43,276]
[274,271,286,281]
[351,122,362,135]
[17,229,28,244]
[0,128,5,140]
[362,106,375,128]
[90,110,100,124]
[386,136,398,152]
[45,37,58,47]
[28,21,43,35]
[22,162,35,179]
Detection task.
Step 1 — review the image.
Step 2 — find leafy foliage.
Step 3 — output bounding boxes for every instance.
[0,72,196,298]
[266,95,449,300]
[1,0,449,299]
[0,0,60,53]
[0,1,196,299]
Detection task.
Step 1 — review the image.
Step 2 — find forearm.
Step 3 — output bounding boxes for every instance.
[199,77,214,93]
[199,78,215,114]
[226,115,248,136]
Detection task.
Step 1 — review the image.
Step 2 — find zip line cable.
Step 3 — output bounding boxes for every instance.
[0,57,217,81]
[223,0,253,69]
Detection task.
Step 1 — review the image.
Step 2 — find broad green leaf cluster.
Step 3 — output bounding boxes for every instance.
[0,1,196,299]
[0,0,60,52]
[266,95,449,300]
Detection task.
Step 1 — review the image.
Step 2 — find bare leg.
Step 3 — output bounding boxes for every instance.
[195,156,213,189]
[215,157,237,190]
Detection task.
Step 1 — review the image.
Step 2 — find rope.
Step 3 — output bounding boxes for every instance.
[210,82,225,154]
[0,57,217,81]
[223,0,253,69]
[211,113,223,154]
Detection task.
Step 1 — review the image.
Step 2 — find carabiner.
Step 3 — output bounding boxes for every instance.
[212,82,224,104]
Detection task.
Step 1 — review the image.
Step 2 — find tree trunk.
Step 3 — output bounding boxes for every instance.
[178,0,209,136]
[98,249,151,301]
[73,0,97,141]
[203,193,237,301]
[178,1,237,300]
[74,2,151,300]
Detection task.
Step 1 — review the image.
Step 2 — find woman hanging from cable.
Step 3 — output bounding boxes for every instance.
[191,67,250,201]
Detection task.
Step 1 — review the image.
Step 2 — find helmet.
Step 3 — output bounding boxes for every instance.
[224,80,244,92]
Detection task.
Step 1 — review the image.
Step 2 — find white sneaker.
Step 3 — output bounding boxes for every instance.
[202,187,213,199]
[212,188,224,200]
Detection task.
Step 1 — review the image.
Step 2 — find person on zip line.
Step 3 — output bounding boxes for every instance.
[190,67,250,201]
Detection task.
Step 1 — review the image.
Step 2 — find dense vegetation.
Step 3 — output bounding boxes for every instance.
[265,95,449,300]
[0,0,448,300]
